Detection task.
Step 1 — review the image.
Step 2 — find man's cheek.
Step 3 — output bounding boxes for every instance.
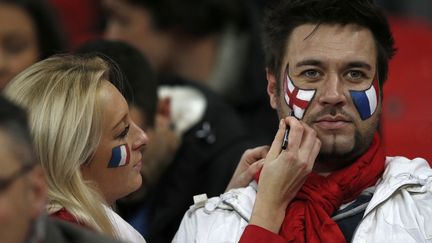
[349,77,380,120]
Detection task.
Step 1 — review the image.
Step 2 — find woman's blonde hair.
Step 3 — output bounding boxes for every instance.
[3,55,121,237]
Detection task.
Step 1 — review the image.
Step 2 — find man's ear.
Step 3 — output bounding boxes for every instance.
[266,68,278,109]
[27,166,47,218]
[157,97,171,121]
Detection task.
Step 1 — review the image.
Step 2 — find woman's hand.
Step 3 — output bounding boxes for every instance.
[225,145,270,191]
[249,117,321,233]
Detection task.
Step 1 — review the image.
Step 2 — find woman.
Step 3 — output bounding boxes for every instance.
[0,0,65,90]
[3,54,147,242]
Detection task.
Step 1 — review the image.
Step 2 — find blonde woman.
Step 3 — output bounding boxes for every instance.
[3,55,147,243]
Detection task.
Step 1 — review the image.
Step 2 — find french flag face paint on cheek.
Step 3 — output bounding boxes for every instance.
[283,72,317,119]
[349,76,380,120]
[107,144,130,168]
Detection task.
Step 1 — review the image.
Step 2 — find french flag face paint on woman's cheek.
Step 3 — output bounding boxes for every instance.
[107,144,130,168]
[349,77,380,120]
[283,71,317,119]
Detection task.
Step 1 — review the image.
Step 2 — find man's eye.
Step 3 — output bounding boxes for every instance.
[110,14,130,26]
[347,70,364,79]
[303,70,320,78]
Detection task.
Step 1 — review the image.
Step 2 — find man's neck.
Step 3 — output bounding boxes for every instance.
[313,162,336,176]
[313,158,356,176]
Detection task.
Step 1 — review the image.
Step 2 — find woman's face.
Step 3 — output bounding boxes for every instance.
[0,3,39,90]
[81,81,148,205]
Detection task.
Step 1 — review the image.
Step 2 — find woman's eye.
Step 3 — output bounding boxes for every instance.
[118,125,130,139]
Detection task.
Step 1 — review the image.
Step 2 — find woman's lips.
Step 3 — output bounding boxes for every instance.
[133,158,142,171]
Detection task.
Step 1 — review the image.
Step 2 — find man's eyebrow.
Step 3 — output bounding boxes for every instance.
[346,61,372,70]
[295,59,323,68]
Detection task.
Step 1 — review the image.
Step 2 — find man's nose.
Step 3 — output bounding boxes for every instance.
[317,74,347,107]
[0,50,7,71]
[0,51,10,89]
[104,23,121,40]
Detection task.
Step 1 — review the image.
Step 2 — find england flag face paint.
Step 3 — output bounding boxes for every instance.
[349,76,380,120]
[107,144,130,168]
[283,71,317,119]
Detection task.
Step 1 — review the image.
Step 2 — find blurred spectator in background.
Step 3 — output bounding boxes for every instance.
[0,95,122,243]
[102,0,278,144]
[0,0,65,90]
[377,0,432,23]
[76,39,259,243]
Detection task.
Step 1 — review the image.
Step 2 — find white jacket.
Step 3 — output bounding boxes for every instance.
[173,156,432,243]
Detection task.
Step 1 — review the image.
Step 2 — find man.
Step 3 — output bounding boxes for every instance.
[173,0,432,242]
[0,95,122,243]
[103,0,278,145]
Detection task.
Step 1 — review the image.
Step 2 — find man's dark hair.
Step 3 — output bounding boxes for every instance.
[263,0,396,88]
[0,95,34,166]
[126,0,250,37]
[75,40,158,128]
[0,0,66,59]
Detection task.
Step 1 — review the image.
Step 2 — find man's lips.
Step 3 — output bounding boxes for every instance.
[314,115,352,130]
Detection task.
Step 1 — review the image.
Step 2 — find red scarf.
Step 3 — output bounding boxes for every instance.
[255,133,385,242]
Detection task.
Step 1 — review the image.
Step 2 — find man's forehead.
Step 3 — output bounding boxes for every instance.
[283,23,376,68]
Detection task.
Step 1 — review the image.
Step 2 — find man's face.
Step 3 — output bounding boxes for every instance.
[0,3,39,90]
[268,24,381,166]
[0,131,45,243]
[130,105,179,188]
[103,0,175,72]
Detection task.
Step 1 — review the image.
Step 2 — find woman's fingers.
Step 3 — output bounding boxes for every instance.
[284,117,304,152]
[266,119,287,161]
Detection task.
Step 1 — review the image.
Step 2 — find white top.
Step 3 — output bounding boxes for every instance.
[104,205,146,243]
[158,85,206,137]
[173,156,432,243]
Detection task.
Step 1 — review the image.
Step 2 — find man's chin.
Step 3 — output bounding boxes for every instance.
[316,132,369,168]
[318,133,354,152]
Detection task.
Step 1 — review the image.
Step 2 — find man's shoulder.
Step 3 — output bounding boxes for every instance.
[173,183,257,243]
[384,156,431,179]
[45,218,122,243]
[353,156,432,242]
[369,156,432,209]
[190,182,257,217]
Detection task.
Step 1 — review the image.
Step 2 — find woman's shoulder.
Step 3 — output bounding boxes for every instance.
[104,206,147,243]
